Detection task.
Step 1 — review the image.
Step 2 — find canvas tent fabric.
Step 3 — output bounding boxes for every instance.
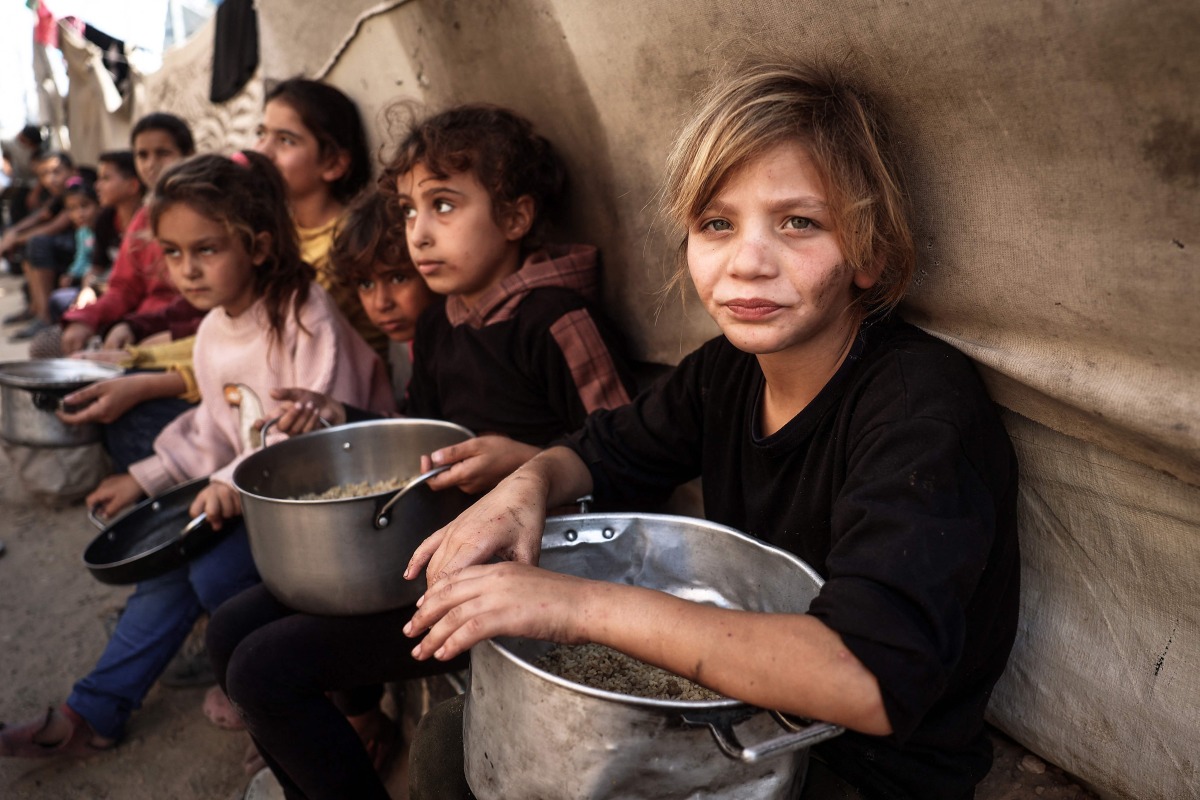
[76,2,1200,798]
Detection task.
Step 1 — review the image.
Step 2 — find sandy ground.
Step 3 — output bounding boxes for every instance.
[0,273,1100,799]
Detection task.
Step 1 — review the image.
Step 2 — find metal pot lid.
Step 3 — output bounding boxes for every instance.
[0,359,123,390]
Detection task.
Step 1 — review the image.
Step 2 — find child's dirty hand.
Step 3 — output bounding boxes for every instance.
[405,562,594,661]
[423,435,541,494]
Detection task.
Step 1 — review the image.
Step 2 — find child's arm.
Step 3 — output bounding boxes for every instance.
[406,446,593,583]
[0,206,53,251]
[407,561,890,735]
[57,372,189,425]
[405,445,892,735]
[259,387,348,436]
[421,435,541,495]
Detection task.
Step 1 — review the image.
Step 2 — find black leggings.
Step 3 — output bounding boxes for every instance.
[206,583,467,800]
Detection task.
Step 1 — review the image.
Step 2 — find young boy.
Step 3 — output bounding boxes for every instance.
[1,150,75,335]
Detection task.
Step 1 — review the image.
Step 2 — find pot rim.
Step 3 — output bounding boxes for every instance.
[479,513,826,712]
[479,637,748,711]
[0,359,123,390]
[232,417,475,505]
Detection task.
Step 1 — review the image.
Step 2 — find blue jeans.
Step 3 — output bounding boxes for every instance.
[67,522,260,740]
[104,395,196,473]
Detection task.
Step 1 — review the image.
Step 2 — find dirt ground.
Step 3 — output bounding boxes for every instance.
[0,274,1100,799]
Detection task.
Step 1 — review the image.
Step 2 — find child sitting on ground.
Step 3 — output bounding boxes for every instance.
[0,151,394,762]
[60,113,203,355]
[46,150,145,324]
[207,105,638,800]
[403,62,1021,800]
[1,150,75,338]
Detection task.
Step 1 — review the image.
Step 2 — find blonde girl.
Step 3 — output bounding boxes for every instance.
[403,63,1021,800]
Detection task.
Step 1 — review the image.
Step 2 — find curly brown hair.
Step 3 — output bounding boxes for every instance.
[380,103,566,252]
[149,151,312,342]
[329,190,413,287]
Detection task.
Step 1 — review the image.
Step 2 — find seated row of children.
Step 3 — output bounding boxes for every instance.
[0,61,1019,800]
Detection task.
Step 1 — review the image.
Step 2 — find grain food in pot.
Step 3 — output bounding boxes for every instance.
[534,643,724,701]
[295,477,409,501]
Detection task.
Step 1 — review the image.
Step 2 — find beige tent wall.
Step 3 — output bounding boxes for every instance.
[136,15,263,156]
[124,2,1200,797]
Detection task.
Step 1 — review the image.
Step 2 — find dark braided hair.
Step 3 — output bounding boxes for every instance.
[149,151,313,342]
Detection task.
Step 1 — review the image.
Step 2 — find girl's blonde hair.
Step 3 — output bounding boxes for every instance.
[150,151,312,341]
[664,61,915,316]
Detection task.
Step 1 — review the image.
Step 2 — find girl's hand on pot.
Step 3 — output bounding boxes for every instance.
[87,473,145,520]
[405,467,550,586]
[421,435,541,495]
[261,387,344,435]
[405,562,592,661]
[190,481,241,530]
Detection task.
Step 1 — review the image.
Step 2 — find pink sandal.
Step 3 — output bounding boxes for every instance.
[0,704,114,759]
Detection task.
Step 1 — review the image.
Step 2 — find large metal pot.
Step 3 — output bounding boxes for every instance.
[465,513,843,800]
[232,418,474,615]
[0,359,123,447]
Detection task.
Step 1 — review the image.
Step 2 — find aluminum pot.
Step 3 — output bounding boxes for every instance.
[0,359,122,447]
[232,418,474,615]
[465,513,843,800]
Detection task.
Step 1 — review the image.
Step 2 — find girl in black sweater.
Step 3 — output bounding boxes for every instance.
[405,61,1020,800]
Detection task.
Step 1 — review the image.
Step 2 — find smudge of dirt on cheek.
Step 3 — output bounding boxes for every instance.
[1141,116,1200,189]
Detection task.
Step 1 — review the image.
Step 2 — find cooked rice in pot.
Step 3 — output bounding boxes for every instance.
[294,476,409,501]
[533,643,723,701]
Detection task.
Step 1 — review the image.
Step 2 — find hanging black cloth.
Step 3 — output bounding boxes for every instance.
[84,25,130,96]
[210,0,259,103]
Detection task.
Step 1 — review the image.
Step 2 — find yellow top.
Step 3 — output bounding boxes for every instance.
[297,217,388,357]
[122,335,200,402]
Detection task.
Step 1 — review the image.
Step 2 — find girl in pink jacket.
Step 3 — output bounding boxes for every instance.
[0,151,393,760]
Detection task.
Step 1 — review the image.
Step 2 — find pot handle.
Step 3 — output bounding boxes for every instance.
[681,708,844,764]
[88,505,107,530]
[88,503,137,531]
[373,466,451,529]
[175,513,212,558]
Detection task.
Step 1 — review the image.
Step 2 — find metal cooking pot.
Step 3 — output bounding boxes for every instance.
[465,513,843,800]
[232,418,474,615]
[82,477,221,584]
[0,359,123,447]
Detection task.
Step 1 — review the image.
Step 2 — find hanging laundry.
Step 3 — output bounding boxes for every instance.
[210,0,259,103]
[83,25,130,96]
